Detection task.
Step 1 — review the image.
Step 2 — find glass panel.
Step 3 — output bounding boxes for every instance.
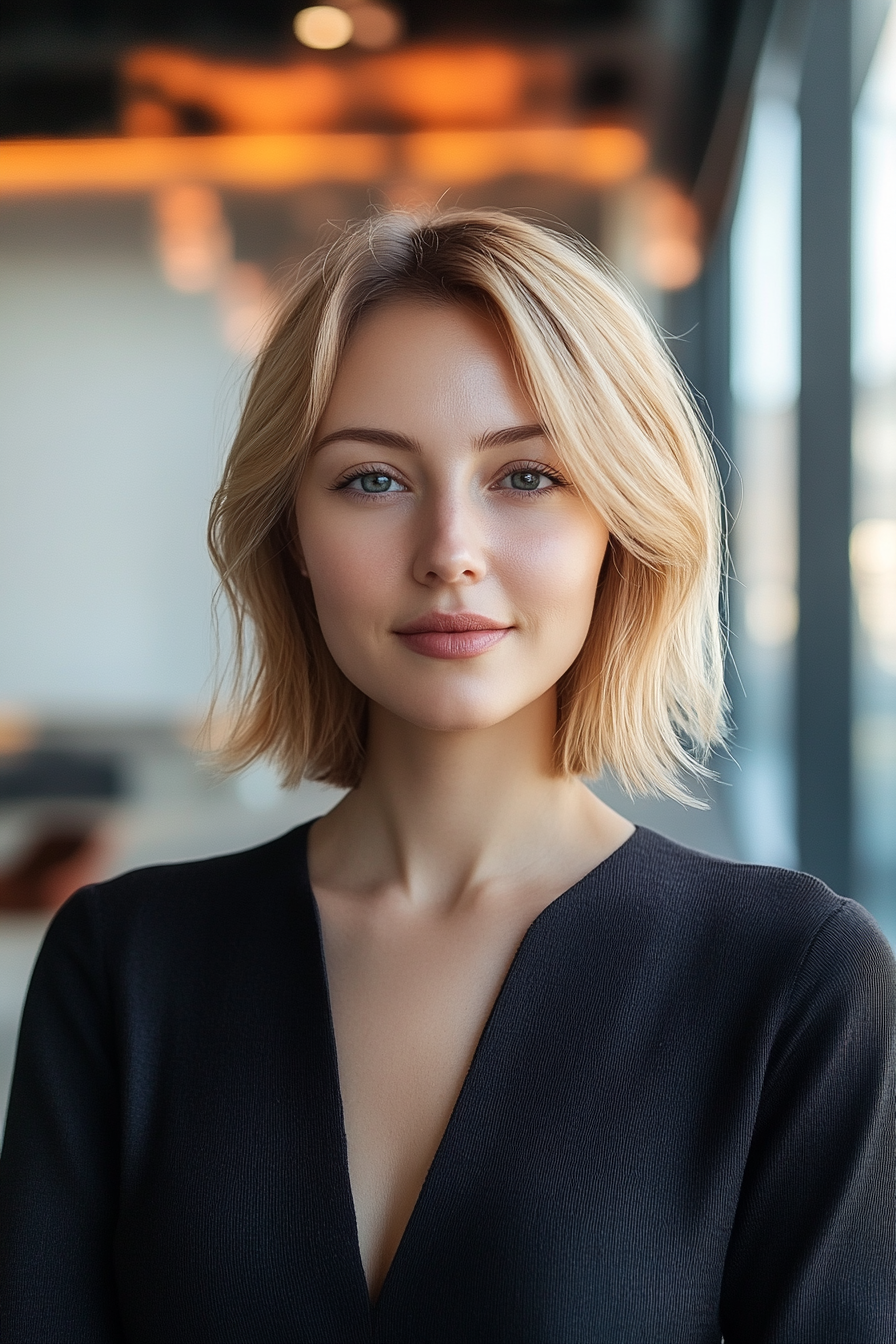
[853,2,896,943]
[729,97,800,867]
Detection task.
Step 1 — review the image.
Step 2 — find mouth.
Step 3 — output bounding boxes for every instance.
[393,611,512,660]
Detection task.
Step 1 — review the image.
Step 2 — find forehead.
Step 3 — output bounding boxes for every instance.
[318,298,536,436]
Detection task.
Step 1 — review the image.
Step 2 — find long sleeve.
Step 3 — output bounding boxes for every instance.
[0,887,125,1343]
[720,898,896,1342]
[1,826,894,1343]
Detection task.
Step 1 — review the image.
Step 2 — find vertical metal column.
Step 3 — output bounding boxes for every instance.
[798,0,853,893]
[665,229,733,475]
[701,231,734,492]
[665,229,737,838]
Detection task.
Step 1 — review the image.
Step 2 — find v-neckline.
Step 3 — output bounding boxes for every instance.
[297,820,641,1312]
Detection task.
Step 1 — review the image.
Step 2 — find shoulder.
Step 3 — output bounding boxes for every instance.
[43,822,314,969]
[616,824,840,917]
[591,826,895,1009]
[613,824,851,930]
[92,821,311,901]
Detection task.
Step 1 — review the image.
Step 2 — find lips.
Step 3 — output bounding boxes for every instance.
[394,611,512,660]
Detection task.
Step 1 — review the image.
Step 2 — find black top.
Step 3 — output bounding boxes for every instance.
[1,823,894,1343]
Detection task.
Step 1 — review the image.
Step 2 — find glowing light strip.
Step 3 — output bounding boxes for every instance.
[0,134,390,195]
[0,126,647,196]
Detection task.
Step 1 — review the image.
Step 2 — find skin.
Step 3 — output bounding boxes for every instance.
[294,298,634,1301]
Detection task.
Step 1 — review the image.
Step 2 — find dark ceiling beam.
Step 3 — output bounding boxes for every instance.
[691,0,777,240]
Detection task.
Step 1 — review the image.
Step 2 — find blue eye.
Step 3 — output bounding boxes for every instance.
[500,467,561,492]
[508,470,544,491]
[346,472,403,494]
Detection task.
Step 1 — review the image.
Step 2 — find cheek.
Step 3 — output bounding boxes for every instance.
[500,511,608,631]
[296,508,405,629]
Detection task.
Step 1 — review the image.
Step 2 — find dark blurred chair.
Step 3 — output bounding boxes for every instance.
[0,828,109,912]
[0,749,123,912]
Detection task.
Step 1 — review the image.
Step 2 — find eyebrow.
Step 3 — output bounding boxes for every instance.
[311,423,547,455]
[476,423,547,450]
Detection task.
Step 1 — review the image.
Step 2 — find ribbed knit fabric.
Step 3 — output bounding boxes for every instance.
[0,823,893,1343]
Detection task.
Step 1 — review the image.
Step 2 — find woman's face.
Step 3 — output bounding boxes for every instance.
[294,298,610,734]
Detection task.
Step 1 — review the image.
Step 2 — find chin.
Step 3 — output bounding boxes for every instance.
[374,685,530,735]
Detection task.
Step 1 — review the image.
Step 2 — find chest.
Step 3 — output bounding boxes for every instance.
[113,882,760,1342]
[317,901,536,1299]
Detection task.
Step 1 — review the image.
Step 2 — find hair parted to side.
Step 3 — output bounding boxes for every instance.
[208,206,727,801]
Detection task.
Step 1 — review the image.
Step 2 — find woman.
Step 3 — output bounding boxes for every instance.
[1,209,893,1342]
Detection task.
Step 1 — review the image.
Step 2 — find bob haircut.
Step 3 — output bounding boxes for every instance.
[208,207,727,801]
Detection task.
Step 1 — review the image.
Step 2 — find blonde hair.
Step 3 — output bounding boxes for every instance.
[208,207,727,800]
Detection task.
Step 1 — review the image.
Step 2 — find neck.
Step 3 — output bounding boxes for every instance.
[312,690,605,906]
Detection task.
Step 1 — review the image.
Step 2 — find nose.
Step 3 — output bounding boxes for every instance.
[411,489,488,588]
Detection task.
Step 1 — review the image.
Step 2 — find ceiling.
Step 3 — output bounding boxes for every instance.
[0,0,776,241]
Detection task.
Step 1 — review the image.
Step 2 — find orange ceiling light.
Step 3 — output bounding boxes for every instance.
[119,43,573,135]
[293,6,354,50]
[0,127,648,196]
[405,126,648,186]
[635,177,703,289]
[0,134,390,195]
[347,3,404,51]
[576,126,649,184]
[368,46,527,127]
[122,47,348,133]
[153,183,232,292]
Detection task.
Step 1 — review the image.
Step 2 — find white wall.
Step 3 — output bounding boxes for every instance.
[0,197,241,717]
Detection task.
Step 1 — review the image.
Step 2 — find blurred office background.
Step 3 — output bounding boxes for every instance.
[1,0,895,1114]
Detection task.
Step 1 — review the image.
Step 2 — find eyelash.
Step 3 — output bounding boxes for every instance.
[331,459,569,495]
[332,463,409,494]
[496,460,568,493]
